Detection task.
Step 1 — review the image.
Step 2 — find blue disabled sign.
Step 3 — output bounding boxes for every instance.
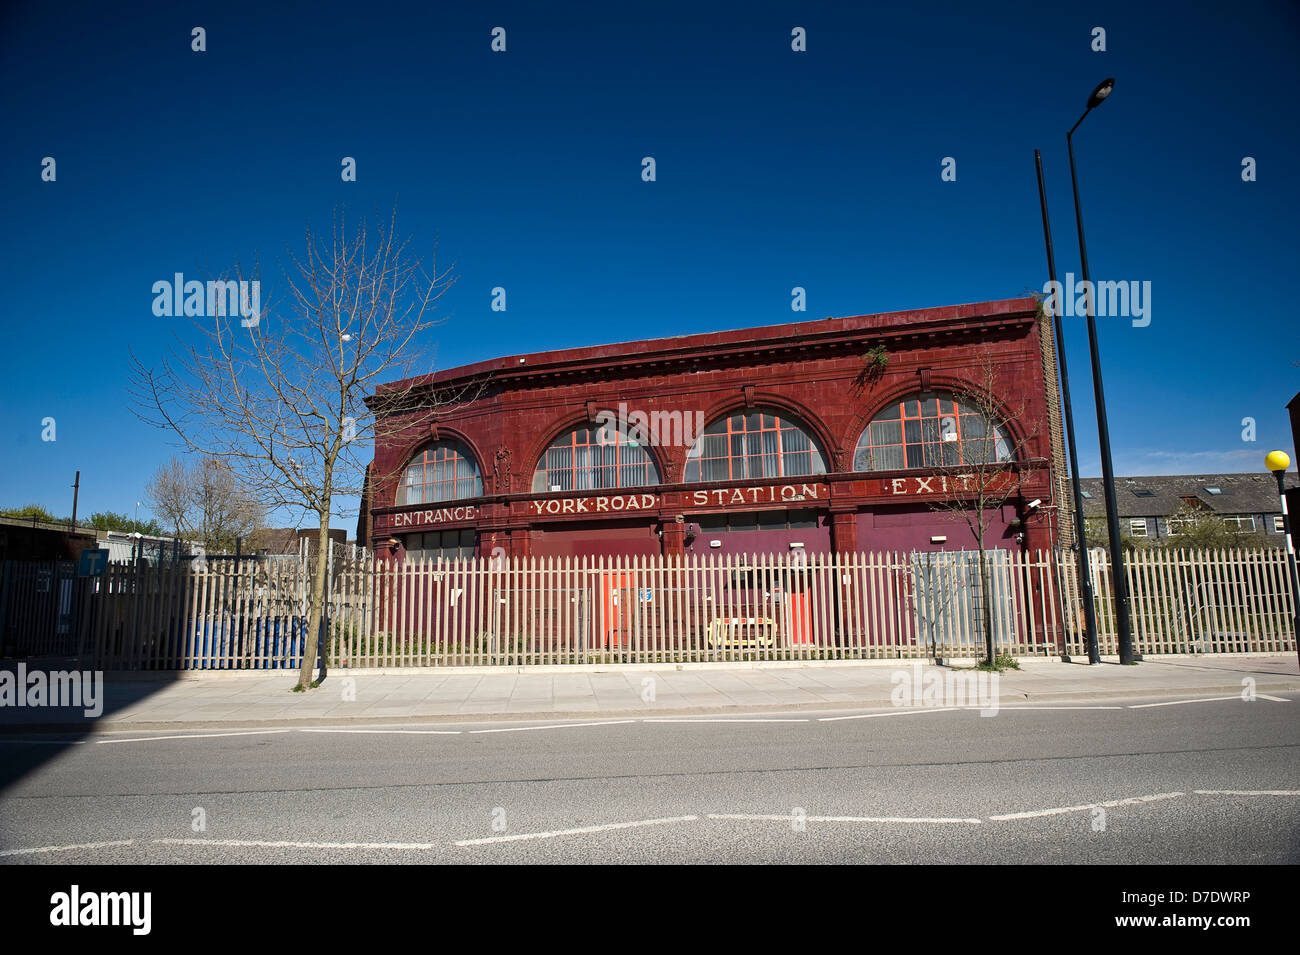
[78,548,110,577]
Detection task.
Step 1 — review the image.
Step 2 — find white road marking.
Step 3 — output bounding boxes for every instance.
[96,730,293,744]
[989,791,1185,821]
[991,705,1124,710]
[818,707,958,722]
[0,839,134,857]
[708,812,981,825]
[298,728,462,735]
[0,738,86,745]
[456,815,699,846]
[468,720,636,734]
[643,718,809,723]
[155,838,441,850]
[1257,694,1291,702]
[1194,790,1300,796]
[1128,696,1277,709]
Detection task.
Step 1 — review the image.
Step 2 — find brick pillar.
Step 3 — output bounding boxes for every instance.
[509,529,532,557]
[478,529,506,560]
[830,510,858,555]
[1037,304,1072,549]
[661,521,685,556]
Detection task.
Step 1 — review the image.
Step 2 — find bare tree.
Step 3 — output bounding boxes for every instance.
[925,350,1042,666]
[145,455,264,553]
[131,206,457,689]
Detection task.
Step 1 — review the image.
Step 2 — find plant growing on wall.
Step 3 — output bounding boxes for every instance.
[864,344,889,375]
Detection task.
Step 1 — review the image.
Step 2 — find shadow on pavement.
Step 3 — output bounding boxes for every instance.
[0,659,186,792]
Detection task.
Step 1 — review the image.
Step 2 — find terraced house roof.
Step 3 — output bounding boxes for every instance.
[1076,473,1298,518]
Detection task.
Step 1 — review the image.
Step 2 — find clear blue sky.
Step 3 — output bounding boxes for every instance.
[2,0,1297,532]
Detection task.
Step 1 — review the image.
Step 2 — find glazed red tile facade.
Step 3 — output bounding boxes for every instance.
[363,297,1063,561]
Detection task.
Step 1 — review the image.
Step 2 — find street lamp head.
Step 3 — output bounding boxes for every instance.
[1265,449,1291,473]
[1086,78,1115,110]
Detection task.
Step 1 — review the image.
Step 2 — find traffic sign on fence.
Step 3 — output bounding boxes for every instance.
[78,548,109,577]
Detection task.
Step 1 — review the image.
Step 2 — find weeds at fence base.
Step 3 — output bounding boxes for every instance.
[974,654,1020,673]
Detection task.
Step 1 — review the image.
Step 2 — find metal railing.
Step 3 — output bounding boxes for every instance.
[3,546,1294,669]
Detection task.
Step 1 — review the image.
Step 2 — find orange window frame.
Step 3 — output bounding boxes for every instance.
[694,413,801,482]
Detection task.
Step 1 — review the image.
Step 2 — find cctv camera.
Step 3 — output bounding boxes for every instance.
[1027,499,1042,509]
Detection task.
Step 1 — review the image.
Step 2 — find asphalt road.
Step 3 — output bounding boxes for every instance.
[2,693,1297,864]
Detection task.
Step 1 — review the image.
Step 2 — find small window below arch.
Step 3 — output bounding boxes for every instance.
[533,423,660,492]
[685,409,827,483]
[854,392,1011,471]
[397,440,483,505]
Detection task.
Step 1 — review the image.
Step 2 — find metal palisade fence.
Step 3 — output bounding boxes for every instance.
[0,547,1294,669]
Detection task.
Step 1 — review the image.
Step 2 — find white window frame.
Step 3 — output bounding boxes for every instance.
[1274,515,1286,533]
[1129,518,1147,537]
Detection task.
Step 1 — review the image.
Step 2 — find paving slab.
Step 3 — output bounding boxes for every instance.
[1,654,1297,731]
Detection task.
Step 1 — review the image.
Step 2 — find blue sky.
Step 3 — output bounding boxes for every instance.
[2,0,1297,532]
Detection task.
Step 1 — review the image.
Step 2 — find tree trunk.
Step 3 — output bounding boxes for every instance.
[295,510,332,688]
[978,544,995,665]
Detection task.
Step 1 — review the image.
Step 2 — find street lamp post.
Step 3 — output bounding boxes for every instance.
[1066,77,1135,665]
[1265,450,1300,670]
[1034,149,1100,664]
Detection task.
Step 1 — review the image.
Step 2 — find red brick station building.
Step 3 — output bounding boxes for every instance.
[360,297,1068,563]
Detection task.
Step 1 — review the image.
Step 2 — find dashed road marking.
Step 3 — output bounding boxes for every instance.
[988,791,1185,821]
[0,839,134,857]
[1194,789,1300,796]
[992,705,1124,710]
[468,720,636,734]
[96,730,293,744]
[155,838,441,850]
[644,718,809,723]
[0,738,86,745]
[298,728,462,735]
[708,812,982,825]
[1127,695,1287,709]
[818,707,958,722]
[456,815,699,846]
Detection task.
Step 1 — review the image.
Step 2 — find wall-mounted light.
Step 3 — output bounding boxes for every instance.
[789,542,804,549]
[709,540,722,548]
[930,535,947,544]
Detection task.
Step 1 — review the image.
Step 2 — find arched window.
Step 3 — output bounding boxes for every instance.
[854,392,1012,471]
[397,439,483,505]
[532,424,660,492]
[685,408,827,483]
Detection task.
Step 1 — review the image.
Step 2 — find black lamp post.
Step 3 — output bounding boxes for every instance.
[1067,77,1135,665]
[1034,150,1101,664]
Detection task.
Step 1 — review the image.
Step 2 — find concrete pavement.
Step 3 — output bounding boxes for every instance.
[2,653,1297,731]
